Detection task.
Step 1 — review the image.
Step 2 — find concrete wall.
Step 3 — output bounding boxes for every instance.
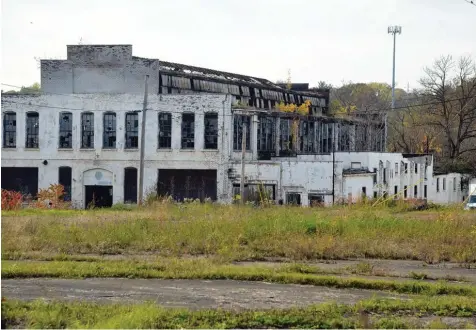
[41,45,160,94]
[2,93,231,208]
[431,173,469,204]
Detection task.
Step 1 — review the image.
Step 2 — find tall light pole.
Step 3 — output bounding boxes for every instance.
[388,25,402,110]
[385,25,402,152]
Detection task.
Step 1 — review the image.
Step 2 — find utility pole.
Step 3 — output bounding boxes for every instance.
[386,25,402,151]
[240,125,247,205]
[138,75,149,206]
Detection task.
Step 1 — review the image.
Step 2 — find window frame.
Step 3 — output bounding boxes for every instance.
[3,112,16,148]
[81,112,94,149]
[58,112,73,149]
[181,112,195,149]
[204,112,219,150]
[103,112,117,149]
[158,112,172,149]
[124,112,139,149]
[25,112,39,149]
[233,115,251,151]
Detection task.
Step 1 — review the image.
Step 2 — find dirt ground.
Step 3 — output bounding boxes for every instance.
[1,278,409,309]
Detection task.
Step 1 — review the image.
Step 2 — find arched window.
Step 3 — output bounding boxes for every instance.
[59,112,73,148]
[103,112,116,149]
[26,112,39,148]
[3,112,16,148]
[81,112,94,148]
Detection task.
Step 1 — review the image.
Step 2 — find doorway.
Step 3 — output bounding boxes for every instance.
[85,185,113,208]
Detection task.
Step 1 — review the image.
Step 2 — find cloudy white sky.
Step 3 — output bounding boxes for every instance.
[1,0,475,91]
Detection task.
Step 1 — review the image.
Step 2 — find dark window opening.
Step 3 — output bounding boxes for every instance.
[81,112,94,148]
[124,168,137,204]
[1,167,38,199]
[373,191,378,199]
[394,185,398,198]
[280,118,293,154]
[437,178,440,192]
[26,112,39,148]
[85,185,113,208]
[233,115,251,150]
[300,121,315,153]
[309,194,325,207]
[3,112,16,148]
[181,113,195,149]
[415,163,418,174]
[404,163,408,174]
[373,169,377,184]
[241,184,276,203]
[286,193,301,205]
[383,168,387,184]
[58,166,72,201]
[404,186,408,198]
[414,185,418,197]
[158,112,172,149]
[443,178,446,191]
[362,187,367,198]
[204,112,218,149]
[453,177,456,192]
[59,112,73,148]
[125,112,139,149]
[424,185,427,199]
[103,112,116,149]
[258,116,276,152]
[157,169,217,201]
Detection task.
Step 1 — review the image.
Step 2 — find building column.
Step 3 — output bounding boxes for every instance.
[252,114,259,160]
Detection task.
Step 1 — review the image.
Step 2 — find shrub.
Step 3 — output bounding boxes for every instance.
[1,190,23,210]
[33,184,69,209]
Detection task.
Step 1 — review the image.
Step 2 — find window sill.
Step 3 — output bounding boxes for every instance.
[80,148,95,151]
[102,148,117,151]
[58,148,73,151]
[157,149,172,152]
[2,147,16,150]
[203,149,219,152]
[124,148,139,152]
[25,148,40,151]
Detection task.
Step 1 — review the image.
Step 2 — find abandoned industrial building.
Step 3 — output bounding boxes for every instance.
[1,44,468,208]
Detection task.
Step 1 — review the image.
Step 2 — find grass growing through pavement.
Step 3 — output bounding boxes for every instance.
[3,259,475,296]
[2,297,476,329]
[2,203,476,263]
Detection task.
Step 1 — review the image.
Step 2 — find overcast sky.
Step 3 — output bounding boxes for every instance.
[2,0,475,91]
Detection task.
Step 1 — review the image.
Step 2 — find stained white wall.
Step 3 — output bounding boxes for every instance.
[2,93,232,208]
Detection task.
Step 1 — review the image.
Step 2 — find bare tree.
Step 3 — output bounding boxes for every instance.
[419,55,476,161]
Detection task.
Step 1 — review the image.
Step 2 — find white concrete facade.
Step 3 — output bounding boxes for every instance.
[2,44,470,207]
[2,92,455,207]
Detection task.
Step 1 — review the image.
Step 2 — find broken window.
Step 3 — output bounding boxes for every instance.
[125,112,139,149]
[58,166,72,201]
[233,115,250,150]
[181,113,195,149]
[404,163,408,174]
[3,112,16,148]
[81,112,94,148]
[204,112,218,149]
[26,112,39,148]
[59,112,73,148]
[300,120,315,153]
[279,118,293,153]
[124,167,138,203]
[338,124,351,151]
[286,193,301,205]
[309,194,324,207]
[158,112,172,149]
[257,116,275,151]
[103,112,116,149]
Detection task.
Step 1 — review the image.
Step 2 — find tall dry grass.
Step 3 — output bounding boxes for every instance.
[2,203,475,263]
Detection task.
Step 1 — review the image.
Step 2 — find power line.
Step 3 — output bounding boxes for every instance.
[463,0,476,7]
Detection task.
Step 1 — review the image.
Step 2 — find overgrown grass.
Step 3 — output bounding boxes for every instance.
[3,259,475,296]
[2,297,475,329]
[2,204,476,263]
